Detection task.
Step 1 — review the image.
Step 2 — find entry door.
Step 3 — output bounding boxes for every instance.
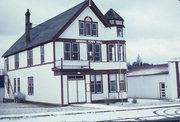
[159,82,166,99]
[68,80,86,104]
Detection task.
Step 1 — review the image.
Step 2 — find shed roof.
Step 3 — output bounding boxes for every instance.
[128,64,169,77]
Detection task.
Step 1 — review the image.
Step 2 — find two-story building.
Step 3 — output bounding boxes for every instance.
[2,0,127,105]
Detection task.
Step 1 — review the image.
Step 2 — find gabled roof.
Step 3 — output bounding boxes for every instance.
[128,64,169,77]
[2,0,110,57]
[104,8,124,21]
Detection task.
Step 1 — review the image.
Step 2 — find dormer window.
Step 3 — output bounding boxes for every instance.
[79,16,98,37]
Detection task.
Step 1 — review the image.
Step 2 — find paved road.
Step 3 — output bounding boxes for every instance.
[1,106,180,121]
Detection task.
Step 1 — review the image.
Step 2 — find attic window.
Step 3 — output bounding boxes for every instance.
[117,27,123,37]
[79,16,98,37]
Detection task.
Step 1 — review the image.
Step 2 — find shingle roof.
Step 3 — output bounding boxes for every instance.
[128,64,169,77]
[104,8,124,21]
[2,0,88,57]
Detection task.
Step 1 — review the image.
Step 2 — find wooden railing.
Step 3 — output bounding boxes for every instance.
[55,58,90,69]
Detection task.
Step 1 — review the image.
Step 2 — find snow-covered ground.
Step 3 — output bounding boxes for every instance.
[0,98,180,115]
[1,98,180,121]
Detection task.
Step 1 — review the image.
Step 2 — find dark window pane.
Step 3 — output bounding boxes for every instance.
[92,23,97,29]
[95,53,100,61]
[72,53,78,60]
[86,23,91,35]
[73,43,78,52]
[65,52,71,60]
[65,43,71,51]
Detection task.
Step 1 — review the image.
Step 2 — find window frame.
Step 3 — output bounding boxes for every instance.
[64,42,80,60]
[90,75,103,94]
[117,27,123,37]
[109,74,117,93]
[119,74,126,92]
[79,16,98,37]
[118,44,125,61]
[79,21,85,35]
[92,23,98,36]
[27,49,33,66]
[88,43,101,62]
[28,77,34,95]
[14,53,19,69]
[107,44,115,62]
[40,45,45,64]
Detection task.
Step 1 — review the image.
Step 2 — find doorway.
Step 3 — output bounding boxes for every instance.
[67,75,86,104]
[159,82,166,99]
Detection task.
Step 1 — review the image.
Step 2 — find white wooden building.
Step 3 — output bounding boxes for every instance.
[128,61,180,100]
[2,0,128,105]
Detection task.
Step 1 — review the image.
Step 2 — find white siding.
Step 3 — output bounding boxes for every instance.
[101,44,107,62]
[45,43,54,63]
[128,75,168,99]
[80,43,87,60]
[55,42,64,61]
[33,47,40,65]
[6,64,61,104]
[60,7,124,41]
[85,75,91,102]
[168,61,179,99]
[63,75,68,105]
[19,51,27,68]
[8,55,14,70]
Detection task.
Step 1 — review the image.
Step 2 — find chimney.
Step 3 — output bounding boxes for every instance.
[25,9,32,42]
[89,0,92,6]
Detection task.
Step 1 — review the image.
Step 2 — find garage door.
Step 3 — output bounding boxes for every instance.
[68,75,86,104]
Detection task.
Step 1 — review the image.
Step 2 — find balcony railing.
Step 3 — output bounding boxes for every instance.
[55,59,90,69]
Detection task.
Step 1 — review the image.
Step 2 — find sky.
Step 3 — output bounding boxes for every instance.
[0,0,180,69]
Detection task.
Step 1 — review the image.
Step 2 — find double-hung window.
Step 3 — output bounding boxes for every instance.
[27,49,33,66]
[86,22,91,36]
[118,44,125,61]
[72,43,79,60]
[14,54,19,69]
[40,45,45,64]
[108,44,115,61]
[119,74,126,91]
[88,43,101,62]
[109,74,117,92]
[28,77,34,95]
[90,75,103,93]
[92,23,98,36]
[79,21,84,35]
[64,42,79,60]
[79,16,98,37]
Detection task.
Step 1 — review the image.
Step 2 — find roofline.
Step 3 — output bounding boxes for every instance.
[127,71,169,77]
[52,0,111,40]
[2,40,53,58]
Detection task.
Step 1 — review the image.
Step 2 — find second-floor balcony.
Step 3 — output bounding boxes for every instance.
[55,59,90,70]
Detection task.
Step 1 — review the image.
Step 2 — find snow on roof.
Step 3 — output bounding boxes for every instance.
[128,64,168,77]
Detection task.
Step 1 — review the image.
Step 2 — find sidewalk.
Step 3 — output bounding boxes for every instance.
[1,102,180,120]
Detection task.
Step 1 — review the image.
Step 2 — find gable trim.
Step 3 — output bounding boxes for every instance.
[53,0,110,41]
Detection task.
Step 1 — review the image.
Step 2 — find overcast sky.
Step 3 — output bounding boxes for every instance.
[0,0,180,69]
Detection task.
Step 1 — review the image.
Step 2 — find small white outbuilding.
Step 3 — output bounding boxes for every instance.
[128,61,180,100]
